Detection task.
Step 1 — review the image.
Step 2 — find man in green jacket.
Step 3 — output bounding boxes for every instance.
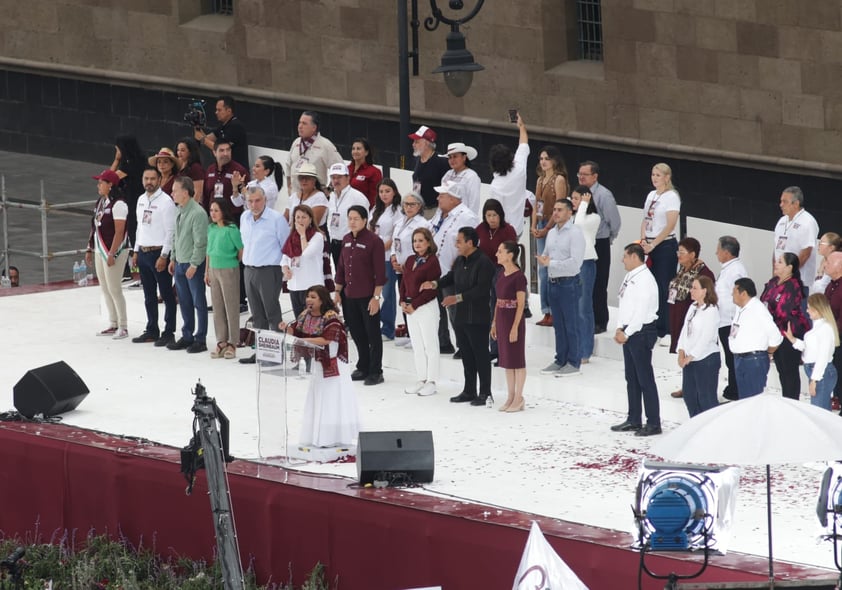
[168,176,209,353]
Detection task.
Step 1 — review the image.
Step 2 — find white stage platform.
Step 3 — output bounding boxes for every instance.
[0,283,835,574]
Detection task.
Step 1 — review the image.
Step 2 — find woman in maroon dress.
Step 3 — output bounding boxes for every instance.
[492,240,527,412]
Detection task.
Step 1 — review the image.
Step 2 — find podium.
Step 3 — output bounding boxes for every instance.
[254,330,354,465]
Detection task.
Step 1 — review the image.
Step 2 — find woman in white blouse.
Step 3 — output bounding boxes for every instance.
[370,178,404,340]
[786,293,839,411]
[231,155,283,211]
[571,185,601,364]
[640,162,680,343]
[676,275,721,417]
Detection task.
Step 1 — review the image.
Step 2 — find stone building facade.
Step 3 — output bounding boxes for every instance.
[1,0,841,236]
[3,0,842,169]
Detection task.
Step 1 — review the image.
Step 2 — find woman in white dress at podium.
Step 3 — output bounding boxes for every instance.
[280,285,360,448]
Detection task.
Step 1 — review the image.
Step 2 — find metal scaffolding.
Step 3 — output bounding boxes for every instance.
[0,174,95,284]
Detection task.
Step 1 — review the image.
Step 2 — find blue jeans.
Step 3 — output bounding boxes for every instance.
[548,275,581,368]
[381,262,398,339]
[805,362,838,411]
[174,261,208,343]
[682,352,721,417]
[734,352,770,398]
[536,220,550,314]
[623,320,660,427]
[648,237,677,338]
[578,259,596,359]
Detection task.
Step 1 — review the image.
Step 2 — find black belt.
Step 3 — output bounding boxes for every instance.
[734,350,766,358]
[138,246,162,252]
[645,235,676,241]
[549,275,578,283]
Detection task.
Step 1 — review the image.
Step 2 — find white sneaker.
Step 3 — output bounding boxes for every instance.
[658,336,670,347]
[418,382,437,396]
[112,328,129,340]
[395,338,410,347]
[405,381,424,395]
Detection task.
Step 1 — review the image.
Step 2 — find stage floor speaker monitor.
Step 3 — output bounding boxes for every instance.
[13,361,90,418]
[357,430,434,486]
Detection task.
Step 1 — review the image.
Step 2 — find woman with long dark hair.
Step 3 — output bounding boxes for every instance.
[761,252,811,400]
[349,138,383,207]
[280,285,360,448]
[370,179,403,340]
[175,137,205,201]
[111,135,146,265]
[87,169,130,339]
[531,146,569,327]
[571,185,601,363]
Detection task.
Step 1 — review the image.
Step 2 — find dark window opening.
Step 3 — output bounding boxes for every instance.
[211,0,233,15]
[576,0,603,61]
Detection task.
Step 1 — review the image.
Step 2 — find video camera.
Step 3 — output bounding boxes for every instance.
[179,97,207,128]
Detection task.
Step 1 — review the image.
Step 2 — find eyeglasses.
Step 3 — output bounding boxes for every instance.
[403,202,421,208]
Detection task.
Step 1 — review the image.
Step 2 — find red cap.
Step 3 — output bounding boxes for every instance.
[93,169,121,185]
[408,125,436,142]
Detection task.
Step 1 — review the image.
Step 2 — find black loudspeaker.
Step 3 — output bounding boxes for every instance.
[357,430,434,485]
[13,361,90,418]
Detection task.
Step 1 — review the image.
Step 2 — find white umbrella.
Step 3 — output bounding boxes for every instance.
[650,393,842,585]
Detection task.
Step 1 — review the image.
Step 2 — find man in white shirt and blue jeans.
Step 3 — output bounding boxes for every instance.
[611,243,661,436]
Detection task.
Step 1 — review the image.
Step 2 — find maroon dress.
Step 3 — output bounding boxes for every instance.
[495,270,527,369]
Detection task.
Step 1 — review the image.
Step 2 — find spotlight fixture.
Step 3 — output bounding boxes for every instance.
[817,462,842,582]
[633,461,740,588]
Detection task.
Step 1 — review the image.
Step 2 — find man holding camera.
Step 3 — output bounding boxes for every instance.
[194,96,250,169]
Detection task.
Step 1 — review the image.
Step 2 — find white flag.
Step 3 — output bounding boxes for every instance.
[512,522,589,590]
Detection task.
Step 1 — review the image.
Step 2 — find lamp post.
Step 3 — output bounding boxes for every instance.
[398,0,485,167]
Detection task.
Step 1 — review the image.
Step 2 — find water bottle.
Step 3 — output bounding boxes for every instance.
[78,259,88,286]
[486,395,493,409]
[298,358,306,379]
[73,261,80,284]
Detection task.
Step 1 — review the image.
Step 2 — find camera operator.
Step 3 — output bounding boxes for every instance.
[193,95,250,169]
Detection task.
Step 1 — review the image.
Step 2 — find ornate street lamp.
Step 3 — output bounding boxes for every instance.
[398,0,485,165]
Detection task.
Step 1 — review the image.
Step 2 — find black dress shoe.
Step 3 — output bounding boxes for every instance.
[440,344,456,355]
[722,390,738,401]
[351,370,368,381]
[154,333,174,347]
[450,392,477,403]
[470,394,491,406]
[131,331,158,343]
[453,349,462,360]
[610,420,642,432]
[239,303,249,313]
[167,337,191,351]
[594,325,607,335]
[364,373,384,386]
[239,354,256,364]
[186,341,208,354]
[634,424,663,437]
[524,307,532,319]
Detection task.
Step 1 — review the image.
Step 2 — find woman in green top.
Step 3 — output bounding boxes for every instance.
[205,199,244,359]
